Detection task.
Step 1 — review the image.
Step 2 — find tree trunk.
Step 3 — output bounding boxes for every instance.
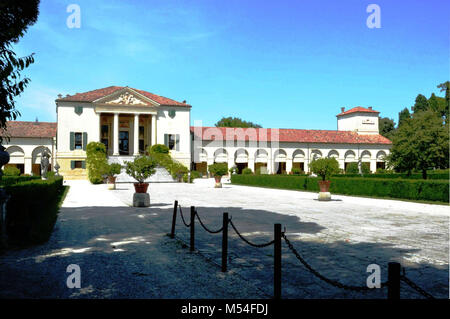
[422,169,427,179]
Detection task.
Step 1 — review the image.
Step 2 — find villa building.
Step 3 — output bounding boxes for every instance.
[1,86,392,179]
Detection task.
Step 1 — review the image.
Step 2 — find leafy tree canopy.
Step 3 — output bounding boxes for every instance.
[398,107,411,128]
[215,116,262,128]
[0,0,40,143]
[387,110,449,179]
[412,94,429,113]
[378,117,395,138]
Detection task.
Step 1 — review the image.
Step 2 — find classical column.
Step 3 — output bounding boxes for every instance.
[133,114,139,156]
[286,157,293,173]
[151,114,157,145]
[248,157,255,173]
[113,113,119,156]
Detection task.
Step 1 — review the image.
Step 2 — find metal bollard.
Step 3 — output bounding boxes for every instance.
[170,200,178,238]
[388,262,401,299]
[274,223,282,299]
[221,212,229,272]
[190,206,195,252]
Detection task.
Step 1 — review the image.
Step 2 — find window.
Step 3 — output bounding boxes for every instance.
[139,126,145,153]
[164,134,180,151]
[74,133,83,149]
[71,160,85,169]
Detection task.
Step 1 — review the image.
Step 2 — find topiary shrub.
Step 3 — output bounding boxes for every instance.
[150,144,169,154]
[125,155,157,183]
[86,142,108,184]
[361,162,371,175]
[208,163,228,177]
[309,158,340,181]
[291,168,304,175]
[242,167,253,175]
[3,166,20,176]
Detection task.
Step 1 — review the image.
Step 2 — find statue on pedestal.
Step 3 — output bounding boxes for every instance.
[40,150,50,178]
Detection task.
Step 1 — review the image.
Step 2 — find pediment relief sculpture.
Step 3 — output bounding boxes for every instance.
[106,92,148,105]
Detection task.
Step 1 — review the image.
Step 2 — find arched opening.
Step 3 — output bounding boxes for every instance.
[360,150,371,172]
[254,149,268,174]
[376,151,387,170]
[274,149,287,174]
[292,149,305,173]
[344,150,356,171]
[4,146,25,174]
[32,146,51,176]
[193,148,208,176]
[234,148,249,174]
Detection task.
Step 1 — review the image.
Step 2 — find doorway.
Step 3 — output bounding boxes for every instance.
[119,131,129,155]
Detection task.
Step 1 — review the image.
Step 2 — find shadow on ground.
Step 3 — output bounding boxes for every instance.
[0,204,447,299]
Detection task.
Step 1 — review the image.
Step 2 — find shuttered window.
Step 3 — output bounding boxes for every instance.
[70,132,88,150]
[164,133,180,151]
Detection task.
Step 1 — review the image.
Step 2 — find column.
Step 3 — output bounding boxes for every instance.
[24,157,32,174]
[370,158,377,173]
[113,113,119,156]
[151,114,157,145]
[133,114,139,156]
[248,157,255,173]
[286,157,293,173]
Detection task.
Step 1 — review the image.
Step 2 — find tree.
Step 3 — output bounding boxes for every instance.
[437,81,449,120]
[412,94,429,113]
[215,116,262,128]
[309,157,340,181]
[387,110,449,179]
[378,117,395,138]
[0,0,40,143]
[398,107,411,128]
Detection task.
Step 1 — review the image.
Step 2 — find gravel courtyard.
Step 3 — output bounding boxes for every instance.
[0,178,448,299]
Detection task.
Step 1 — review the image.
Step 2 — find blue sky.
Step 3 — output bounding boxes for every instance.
[13,0,449,129]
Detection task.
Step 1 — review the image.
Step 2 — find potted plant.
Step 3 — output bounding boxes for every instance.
[125,156,157,193]
[309,157,340,201]
[105,163,122,190]
[208,163,228,188]
[229,166,237,175]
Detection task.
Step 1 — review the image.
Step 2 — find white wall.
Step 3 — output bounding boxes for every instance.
[337,112,379,134]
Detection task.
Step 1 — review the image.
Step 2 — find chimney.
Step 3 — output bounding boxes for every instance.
[341,107,345,112]
[182,100,186,104]
[368,106,372,110]
[66,94,70,97]
[57,94,62,99]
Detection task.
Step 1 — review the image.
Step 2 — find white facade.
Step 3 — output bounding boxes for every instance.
[1,86,391,179]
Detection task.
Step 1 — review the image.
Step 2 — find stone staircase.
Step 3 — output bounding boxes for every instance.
[108,156,175,183]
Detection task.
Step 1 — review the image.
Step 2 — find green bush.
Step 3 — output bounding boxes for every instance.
[208,163,228,177]
[86,142,108,184]
[345,162,359,174]
[150,144,169,154]
[0,175,41,187]
[2,166,21,176]
[231,175,449,203]
[309,157,340,181]
[4,177,65,246]
[183,170,202,183]
[106,163,122,177]
[45,171,56,179]
[291,168,304,175]
[242,167,253,175]
[361,162,371,175]
[125,156,157,183]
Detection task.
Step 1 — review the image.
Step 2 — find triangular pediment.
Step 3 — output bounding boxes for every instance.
[93,87,160,106]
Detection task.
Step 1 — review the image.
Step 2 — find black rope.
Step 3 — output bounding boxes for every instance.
[400,269,435,299]
[178,205,191,227]
[229,219,275,248]
[282,233,387,292]
[195,211,224,234]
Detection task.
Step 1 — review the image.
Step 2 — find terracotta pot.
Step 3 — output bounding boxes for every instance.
[214,175,222,183]
[134,182,149,193]
[318,180,331,192]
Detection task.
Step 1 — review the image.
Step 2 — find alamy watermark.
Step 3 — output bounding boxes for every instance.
[66,4,81,29]
[66,264,81,288]
[366,4,381,29]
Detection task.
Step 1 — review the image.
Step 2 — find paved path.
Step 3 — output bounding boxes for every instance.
[0,179,448,298]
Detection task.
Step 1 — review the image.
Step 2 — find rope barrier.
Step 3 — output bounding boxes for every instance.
[195,212,224,234]
[229,219,275,248]
[178,205,191,227]
[401,270,435,299]
[282,232,387,292]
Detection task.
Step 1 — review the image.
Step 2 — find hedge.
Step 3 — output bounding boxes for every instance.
[332,173,449,180]
[0,175,41,186]
[3,176,66,246]
[231,175,449,203]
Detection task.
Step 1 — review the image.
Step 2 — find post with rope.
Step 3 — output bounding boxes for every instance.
[274,223,282,299]
[221,212,229,272]
[190,206,196,252]
[388,262,401,299]
[170,200,178,238]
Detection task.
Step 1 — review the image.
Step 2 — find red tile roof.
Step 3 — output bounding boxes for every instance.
[2,121,57,138]
[191,126,392,145]
[56,86,190,107]
[337,106,379,116]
